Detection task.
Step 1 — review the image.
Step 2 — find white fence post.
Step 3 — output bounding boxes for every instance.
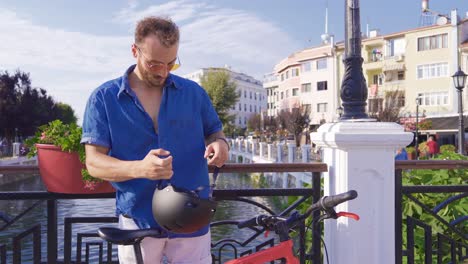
[287,143,295,163]
[301,144,311,162]
[311,122,412,264]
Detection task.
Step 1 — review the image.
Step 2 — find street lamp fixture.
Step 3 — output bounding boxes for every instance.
[452,67,467,155]
[337,106,344,119]
[414,97,421,159]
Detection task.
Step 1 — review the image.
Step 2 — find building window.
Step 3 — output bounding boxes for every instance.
[249,105,252,112]
[254,93,257,100]
[302,104,311,113]
[417,33,448,51]
[292,88,299,96]
[286,90,290,98]
[317,81,328,91]
[281,73,284,81]
[244,104,247,111]
[244,90,247,98]
[291,68,300,77]
[419,92,449,106]
[280,92,284,99]
[254,105,257,112]
[397,71,405,80]
[417,63,448,79]
[301,83,311,93]
[317,58,327,70]
[285,71,289,79]
[317,103,327,113]
[238,103,241,111]
[250,91,252,99]
[238,117,241,125]
[302,61,312,72]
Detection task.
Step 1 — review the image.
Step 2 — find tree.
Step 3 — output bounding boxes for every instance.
[277,105,310,146]
[0,70,77,142]
[54,103,78,124]
[247,114,261,132]
[200,70,239,127]
[370,90,405,122]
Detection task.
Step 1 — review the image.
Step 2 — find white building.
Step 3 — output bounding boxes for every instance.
[184,66,266,129]
[264,42,339,127]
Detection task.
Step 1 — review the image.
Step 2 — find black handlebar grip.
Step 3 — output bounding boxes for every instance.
[237,215,263,229]
[321,190,358,209]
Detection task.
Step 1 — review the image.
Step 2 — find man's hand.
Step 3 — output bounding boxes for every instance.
[204,139,229,167]
[136,149,173,180]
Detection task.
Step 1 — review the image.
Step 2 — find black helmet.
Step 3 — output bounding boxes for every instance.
[152,185,217,234]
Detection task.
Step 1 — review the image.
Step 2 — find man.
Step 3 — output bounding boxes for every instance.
[81,16,229,263]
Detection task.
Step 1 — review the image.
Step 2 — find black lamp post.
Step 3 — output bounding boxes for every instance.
[452,67,467,155]
[339,0,369,120]
[414,97,421,158]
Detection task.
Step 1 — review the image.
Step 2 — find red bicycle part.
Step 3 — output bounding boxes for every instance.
[224,239,299,264]
[337,211,360,221]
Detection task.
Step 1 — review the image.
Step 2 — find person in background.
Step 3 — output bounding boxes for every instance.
[81,16,229,264]
[426,135,440,158]
[395,147,408,160]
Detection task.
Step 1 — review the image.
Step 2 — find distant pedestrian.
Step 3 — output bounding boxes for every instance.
[426,135,439,158]
[395,147,408,160]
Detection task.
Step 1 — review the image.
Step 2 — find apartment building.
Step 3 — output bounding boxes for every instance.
[184,67,266,129]
[263,43,339,126]
[266,9,468,133]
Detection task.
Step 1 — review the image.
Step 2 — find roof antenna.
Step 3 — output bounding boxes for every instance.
[321,0,331,44]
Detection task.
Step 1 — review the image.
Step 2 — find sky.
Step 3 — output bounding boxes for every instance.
[0,0,466,123]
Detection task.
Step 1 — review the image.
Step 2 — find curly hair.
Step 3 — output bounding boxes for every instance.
[135,16,179,47]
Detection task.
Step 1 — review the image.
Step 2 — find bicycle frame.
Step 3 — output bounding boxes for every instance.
[225,239,299,264]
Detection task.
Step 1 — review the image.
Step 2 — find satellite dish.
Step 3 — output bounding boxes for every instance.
[436,16,448,26]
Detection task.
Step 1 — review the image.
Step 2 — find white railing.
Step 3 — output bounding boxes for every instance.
[228,139,319,163]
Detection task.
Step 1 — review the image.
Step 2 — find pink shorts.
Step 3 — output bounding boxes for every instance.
[117,215,212,264]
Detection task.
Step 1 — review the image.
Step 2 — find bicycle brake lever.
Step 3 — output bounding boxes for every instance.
[336,212,360,221]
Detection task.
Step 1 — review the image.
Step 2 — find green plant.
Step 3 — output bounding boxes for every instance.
[24,119,100,188]
[406,146,416,154]
[401,151,468,263]
[439,144,456,153]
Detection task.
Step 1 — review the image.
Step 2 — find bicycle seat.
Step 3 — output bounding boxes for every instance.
[98,227,165,245]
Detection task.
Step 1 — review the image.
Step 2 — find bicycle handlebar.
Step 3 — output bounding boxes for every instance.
[237,190,358,229]
[304,190,357,217]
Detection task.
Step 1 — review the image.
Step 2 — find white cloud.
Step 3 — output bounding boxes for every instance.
[0,1,300,123]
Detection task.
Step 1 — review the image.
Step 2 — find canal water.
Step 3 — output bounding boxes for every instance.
[0,171,294,263]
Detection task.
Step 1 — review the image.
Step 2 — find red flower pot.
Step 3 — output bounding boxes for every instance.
[36,144,114,194]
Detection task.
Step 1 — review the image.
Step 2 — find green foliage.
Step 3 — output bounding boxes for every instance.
[24,120,99,184]
[406,146,416,154]
[401,152,467,263]
[439,144,456,153]
[0,69,77,141]
[200,70,239,128]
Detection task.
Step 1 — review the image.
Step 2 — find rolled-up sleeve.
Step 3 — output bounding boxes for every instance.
[81,90,111,148]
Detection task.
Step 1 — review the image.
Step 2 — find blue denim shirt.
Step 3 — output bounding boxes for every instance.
[81,65,222,238]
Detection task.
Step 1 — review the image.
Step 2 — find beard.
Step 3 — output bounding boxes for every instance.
[136,62,167,89]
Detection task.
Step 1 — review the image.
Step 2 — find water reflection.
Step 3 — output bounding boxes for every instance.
[1,172,290,262]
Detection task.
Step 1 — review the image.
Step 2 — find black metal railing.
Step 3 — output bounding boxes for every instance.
[0,163,326,264]
[2,160,467,263]
[395,160,468,264]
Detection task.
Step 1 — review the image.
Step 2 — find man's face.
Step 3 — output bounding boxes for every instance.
[134,35,179,89]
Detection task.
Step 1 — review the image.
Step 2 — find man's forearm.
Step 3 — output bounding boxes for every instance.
[85,151,138,182]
